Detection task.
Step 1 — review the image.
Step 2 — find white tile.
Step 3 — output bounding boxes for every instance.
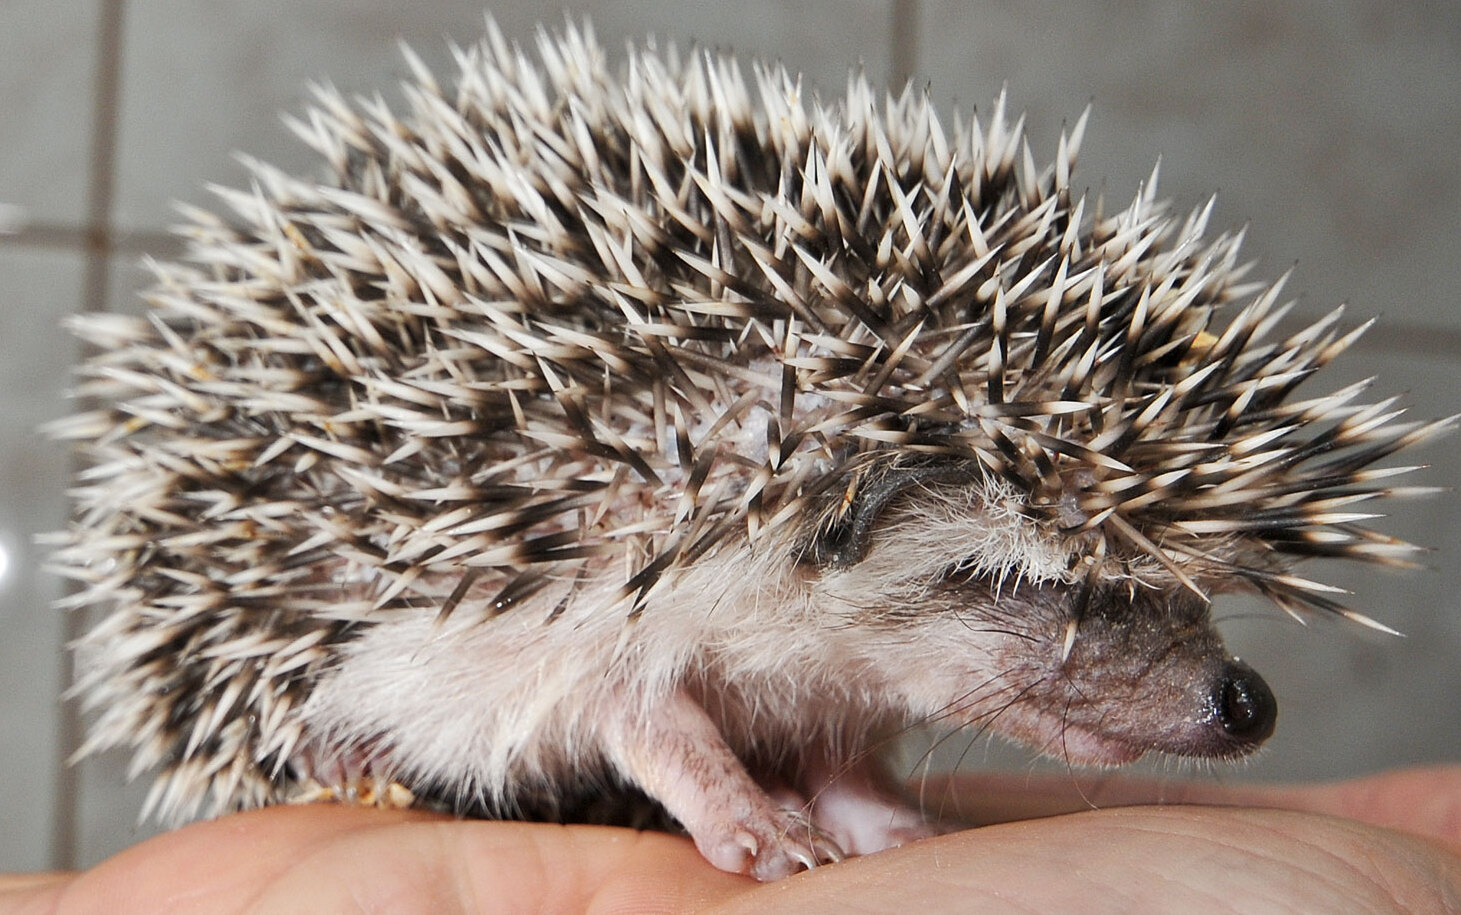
[112,1,500,233]
[554,0,896,90]
[105,248,172,317]
[0,0,101,231]
[113,0,896,233]
[74,751,159,869]
[916,1,1461,334]
[0,247,86,871]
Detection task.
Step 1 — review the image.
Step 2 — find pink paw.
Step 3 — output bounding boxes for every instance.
[695,808,845,881]
[806,772,943,857]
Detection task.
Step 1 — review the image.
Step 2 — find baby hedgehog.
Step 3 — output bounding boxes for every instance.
[51,21,1450,880]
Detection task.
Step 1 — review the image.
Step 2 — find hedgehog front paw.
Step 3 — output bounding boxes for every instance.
[694,807,844,881]
[598,686,848,880]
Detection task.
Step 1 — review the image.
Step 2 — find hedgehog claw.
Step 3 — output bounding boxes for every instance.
[699,809,843,881]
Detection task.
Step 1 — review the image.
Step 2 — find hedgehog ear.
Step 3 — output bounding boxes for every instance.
[808,460,979,567]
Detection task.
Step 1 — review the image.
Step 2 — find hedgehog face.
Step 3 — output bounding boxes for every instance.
[810,464,1275,765]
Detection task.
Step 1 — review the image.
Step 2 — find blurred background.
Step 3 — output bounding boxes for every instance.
[1,0,1457,873]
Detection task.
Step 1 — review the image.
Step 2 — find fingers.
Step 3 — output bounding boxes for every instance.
[1267,765,1461,850]
[920,764,1461,850]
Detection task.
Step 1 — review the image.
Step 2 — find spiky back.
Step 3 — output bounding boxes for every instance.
[53,21,1446,814]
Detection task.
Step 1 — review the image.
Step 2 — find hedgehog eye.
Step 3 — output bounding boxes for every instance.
[809,460,980,567]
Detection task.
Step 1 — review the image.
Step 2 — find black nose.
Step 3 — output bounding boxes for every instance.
[1216,659,1277,745]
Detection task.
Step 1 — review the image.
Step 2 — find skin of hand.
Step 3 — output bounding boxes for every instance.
[3,766,1459,914]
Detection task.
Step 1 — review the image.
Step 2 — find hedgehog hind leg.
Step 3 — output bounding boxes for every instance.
[599,686,844,881]
[796,753,942,857]
[282,742,419,811]
[285,775,418,811]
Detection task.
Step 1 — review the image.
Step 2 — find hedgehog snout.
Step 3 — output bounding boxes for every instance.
[1023,586,1282,763]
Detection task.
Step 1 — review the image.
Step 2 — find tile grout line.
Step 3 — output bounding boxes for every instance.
[51,0,127,872]
[2,223,180,257]
[889,0,919,90]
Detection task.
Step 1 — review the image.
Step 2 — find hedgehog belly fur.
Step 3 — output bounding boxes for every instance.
[300,542,849,815]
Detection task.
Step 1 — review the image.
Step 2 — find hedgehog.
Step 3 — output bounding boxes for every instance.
[48,20,1451,881]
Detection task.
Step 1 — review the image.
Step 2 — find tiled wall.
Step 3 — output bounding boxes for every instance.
[2,0,1457,873]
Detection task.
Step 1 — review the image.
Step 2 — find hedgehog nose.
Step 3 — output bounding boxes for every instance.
[1216,659,1276,745]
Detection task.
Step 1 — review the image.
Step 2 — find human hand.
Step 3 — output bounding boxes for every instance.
[5,766,1459,914]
